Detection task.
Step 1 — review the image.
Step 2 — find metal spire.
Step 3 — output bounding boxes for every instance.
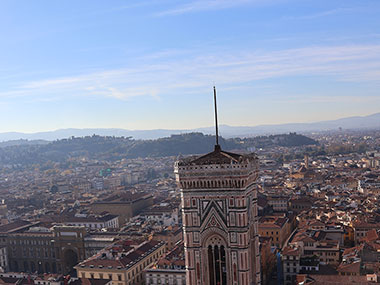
[213,86,220,150]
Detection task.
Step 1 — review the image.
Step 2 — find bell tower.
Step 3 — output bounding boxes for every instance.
[174,88,261,285]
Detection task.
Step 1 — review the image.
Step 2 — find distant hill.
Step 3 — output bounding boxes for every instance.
[0,133,317,166]
[0,112,378,141]
[0,139,49,148]
[242,132,318,148]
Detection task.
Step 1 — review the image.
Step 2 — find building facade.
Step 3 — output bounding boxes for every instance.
[75,240,166,285]
[0,221,119,275]
[174,145,261,285]
[64,214,119,229]
[90,193,153,224]
[258,215,291,248]
[144,243,186,285]
[145,268,186,285]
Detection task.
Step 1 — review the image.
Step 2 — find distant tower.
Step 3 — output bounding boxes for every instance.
[304,154,309,169]
[174,87,261,284]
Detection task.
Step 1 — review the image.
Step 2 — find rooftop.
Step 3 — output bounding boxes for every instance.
[177,145,257,166]
[0,220,34,233]
[77,240,165,270]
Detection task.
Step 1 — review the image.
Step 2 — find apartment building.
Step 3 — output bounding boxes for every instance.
[76,240,166,285]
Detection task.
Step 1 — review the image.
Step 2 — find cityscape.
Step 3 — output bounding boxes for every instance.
[0,127,379,284]
[1,1,380,285]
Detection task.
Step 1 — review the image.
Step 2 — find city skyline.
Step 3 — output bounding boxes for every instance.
[1,0,380,132]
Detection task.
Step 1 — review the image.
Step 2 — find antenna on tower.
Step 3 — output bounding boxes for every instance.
[213,86,220,150]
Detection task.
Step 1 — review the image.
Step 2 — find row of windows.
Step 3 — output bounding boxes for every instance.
[181,179,247,189]
[10,260,58,273]
[305,250,337,257]
[264,231,279,236]
[340,272,358,276]
[69,220,118,228]
[9,239,50,246]
[324,252,337,256]
[180,164,250,171]
[83,273,122,281]
[9,247,55,259]
[291,205,309,209]
[283,255,297,260]
[24,248,52,258]
[147,278,185,285]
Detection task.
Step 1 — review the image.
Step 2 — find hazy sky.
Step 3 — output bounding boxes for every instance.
[1,0,380,132]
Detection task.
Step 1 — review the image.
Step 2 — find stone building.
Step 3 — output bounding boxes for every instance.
[267,195,289,212]
[0,221,117,274]
[174,144,261,285]
[152,226,183,251]
[75,240,166,285]
[144,243,186,285]
[90,193,153,224]
[258,215,291,248]
[282,245,302,285]
[0,223,87,274]
[63,214,119,229]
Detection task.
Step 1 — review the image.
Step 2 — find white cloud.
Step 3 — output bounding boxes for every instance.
[2,44,380,101]
[155,0,265,16]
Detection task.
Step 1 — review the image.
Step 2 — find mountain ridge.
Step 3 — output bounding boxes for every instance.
[0,112,379,142]
[0,133,318,165]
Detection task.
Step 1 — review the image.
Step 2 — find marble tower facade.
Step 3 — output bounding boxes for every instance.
[174,144,261,285]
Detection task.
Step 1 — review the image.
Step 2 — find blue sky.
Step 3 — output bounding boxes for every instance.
[1,0,380,133]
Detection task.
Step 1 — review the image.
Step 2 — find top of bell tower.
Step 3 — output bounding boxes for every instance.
[174,87,259,190]
[176,86,257,167]
[177,146,256,166]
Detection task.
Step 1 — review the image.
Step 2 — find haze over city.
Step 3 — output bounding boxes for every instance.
[1,0,380,133]
[2,2,380,285]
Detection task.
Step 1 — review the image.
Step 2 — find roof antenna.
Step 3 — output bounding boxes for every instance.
[213,86,220,151]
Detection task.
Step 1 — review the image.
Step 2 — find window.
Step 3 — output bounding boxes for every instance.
[118,275,122,281]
